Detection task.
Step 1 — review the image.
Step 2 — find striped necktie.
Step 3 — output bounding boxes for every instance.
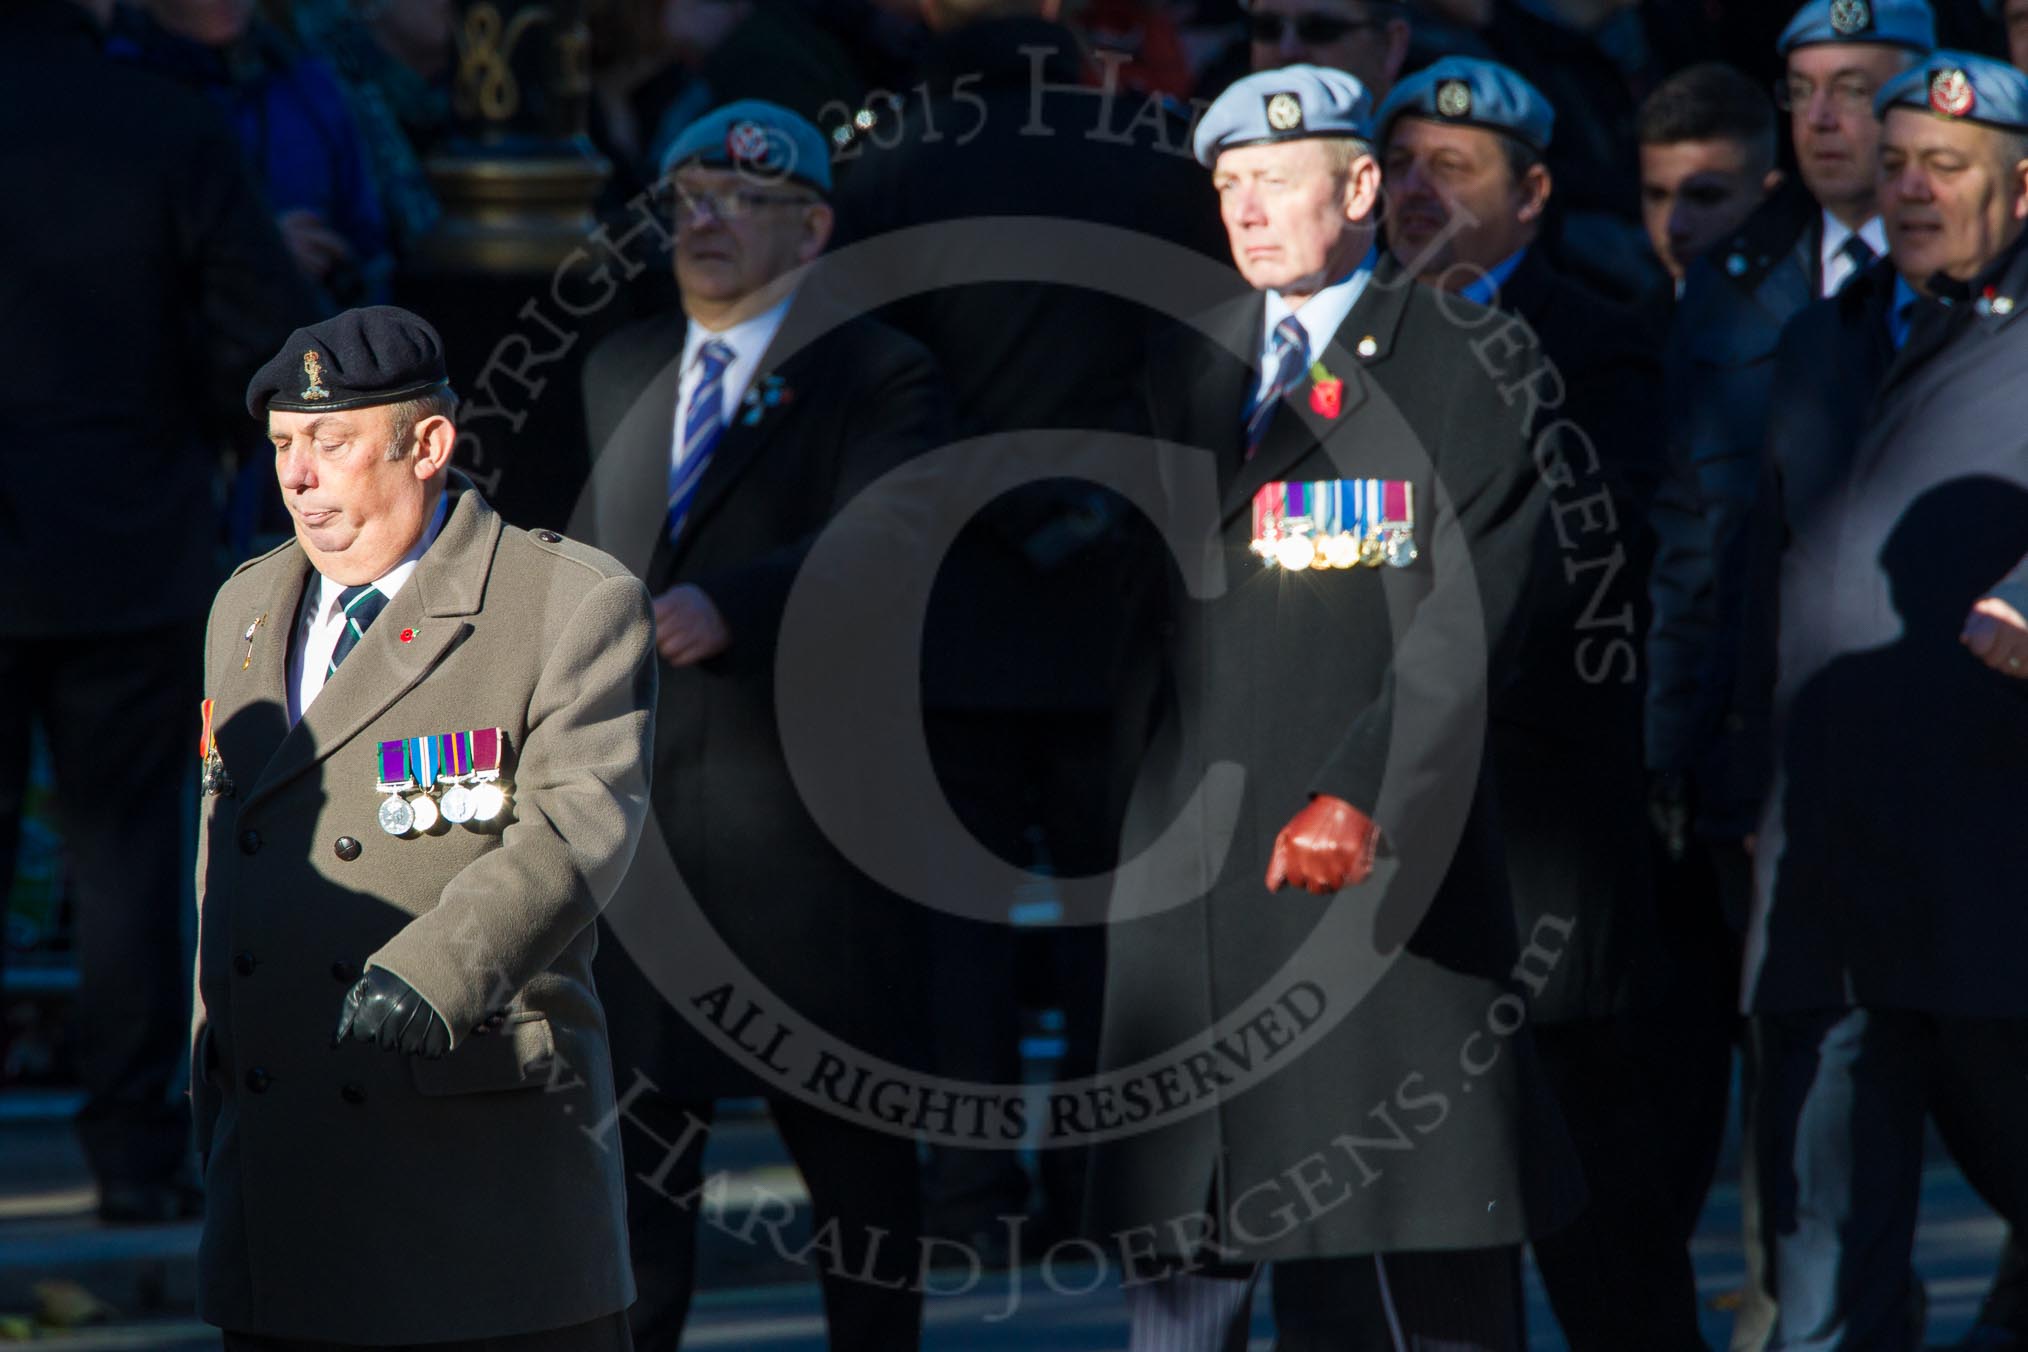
[667,337,735,543]
[327,583,388,676]
[1244,316,1310,461]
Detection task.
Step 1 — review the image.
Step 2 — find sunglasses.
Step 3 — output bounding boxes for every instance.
[1247,12,1387,43]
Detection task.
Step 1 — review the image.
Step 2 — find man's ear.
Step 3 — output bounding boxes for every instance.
[1345,152,1383,222]
[800,201,837,262]
[1762,166,1787,198]
[410,415,457,482]
[2013,157,2028,222]
[1517,162,1552,224]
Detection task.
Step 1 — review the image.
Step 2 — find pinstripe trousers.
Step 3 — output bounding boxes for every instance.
[1126,1249,1523,1352]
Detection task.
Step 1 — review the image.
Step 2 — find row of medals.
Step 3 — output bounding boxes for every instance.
[378,777,509,836]
[1255,528,1418,572]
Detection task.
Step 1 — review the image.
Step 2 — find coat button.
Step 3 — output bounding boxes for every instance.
[534,529,561,543]
[233,951,257,977]
[333,836,362,862]
[331,960,359,985]
[340,1082,367,1106]
[244,1067,273,1093]
[238,829,261,855]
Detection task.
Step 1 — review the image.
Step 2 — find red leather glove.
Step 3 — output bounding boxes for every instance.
[1266,795,1382,894]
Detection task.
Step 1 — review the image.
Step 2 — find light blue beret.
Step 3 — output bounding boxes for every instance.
[1777,0,1934,54]
[660,99,832,194]
[1192,64,1374,167]
[1875,49,2028,130]
[1376,56,1555,153]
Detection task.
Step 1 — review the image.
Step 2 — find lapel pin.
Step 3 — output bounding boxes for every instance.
[399,627,416,644]
[1356,336,1379,359]
[241,614,267,671]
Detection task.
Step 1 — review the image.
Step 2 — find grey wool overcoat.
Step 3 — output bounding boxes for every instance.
[191,475,656,1343]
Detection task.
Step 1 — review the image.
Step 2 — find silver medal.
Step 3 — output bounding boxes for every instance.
[1385,532,1419,568]
[408,791,440,832]
[378,793,415,836]
[439,782,475,825]
[470,781,508,822]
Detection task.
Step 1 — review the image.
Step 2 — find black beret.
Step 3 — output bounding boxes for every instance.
[247,305,450,418]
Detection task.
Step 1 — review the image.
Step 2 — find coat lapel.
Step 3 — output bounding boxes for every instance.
[1218,259,1410,525]
[672,297,837,555]
[212,559,310,809]
[237,484,498,818]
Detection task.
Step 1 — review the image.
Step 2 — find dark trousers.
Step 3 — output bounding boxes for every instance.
[615,1092,923,1352]
[1751,1008,2028,1351]
[221,1312,633,1351]
[1127,1249,1523,1351]
[1531,1011,1731,1351]
[0,625,199,1187]
[920,709,1119,1238]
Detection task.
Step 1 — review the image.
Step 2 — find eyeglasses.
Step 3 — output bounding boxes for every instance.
[1774,74,1879,115]
[1247,12,1388,44]
[657,184,815,223]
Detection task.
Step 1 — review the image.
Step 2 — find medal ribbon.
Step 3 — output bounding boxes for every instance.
[472,727,502,776]
[408,734,442,787]
[199,699,215,761]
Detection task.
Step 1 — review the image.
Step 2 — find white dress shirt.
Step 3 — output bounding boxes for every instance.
[1255,245,1380,409]
[673,294,795,471]
[1820,211,1887,297]
[289,493,448,725]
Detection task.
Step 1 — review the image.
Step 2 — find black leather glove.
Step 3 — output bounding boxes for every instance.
[333,968,451,1058]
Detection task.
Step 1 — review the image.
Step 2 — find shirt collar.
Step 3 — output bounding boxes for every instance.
[1264,245,1380,367]
[1460,247,1530,308]
[313,490,448,618]
[1821,211,1887,272]
[681,292,795,373]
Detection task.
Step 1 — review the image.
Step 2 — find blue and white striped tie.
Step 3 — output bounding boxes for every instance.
[1243,316,1310,461]
[667,337,735,543]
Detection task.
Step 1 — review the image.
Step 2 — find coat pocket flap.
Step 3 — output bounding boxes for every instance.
[410,1012,556,1095]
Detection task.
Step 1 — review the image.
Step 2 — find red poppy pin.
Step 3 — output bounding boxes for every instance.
[1308,361,1343,419]
[398,627,415,644]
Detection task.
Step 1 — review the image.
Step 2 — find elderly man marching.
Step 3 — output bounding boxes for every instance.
[1739,51,2028,1351]
[192,306,656,1350]
[1088,64,1581,1352]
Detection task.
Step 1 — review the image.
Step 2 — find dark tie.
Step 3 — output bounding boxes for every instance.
[326,583,388,676]
[1243,316,1310,461]
[1835,233,1876,292]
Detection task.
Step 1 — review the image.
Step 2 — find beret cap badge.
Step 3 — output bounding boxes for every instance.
[1264,92,1305,132]
[300,350,329,402]
[724,118,782,175]
[1435,79,1473,118]
[1931,67,1976,118]
[1829,0,1872,36]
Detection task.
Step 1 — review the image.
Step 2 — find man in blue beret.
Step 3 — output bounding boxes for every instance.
[1092,62,1580,1352]
[1381,56,1715,1352]
[198,304,657,1349]
[1649,0,1932,809]
[579,100,948,1352]
[1733,46,2028,1352]
[1643,5,1933,1233]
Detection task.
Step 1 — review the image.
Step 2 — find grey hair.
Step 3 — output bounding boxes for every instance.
[385,388,461,462]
